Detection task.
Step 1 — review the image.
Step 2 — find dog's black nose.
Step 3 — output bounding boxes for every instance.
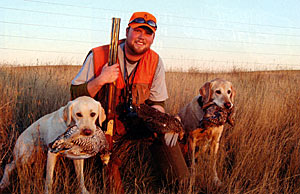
[224,102,232,109]
[82,129,93,136]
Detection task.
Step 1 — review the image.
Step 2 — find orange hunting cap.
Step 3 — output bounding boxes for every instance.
[128,12,157,33]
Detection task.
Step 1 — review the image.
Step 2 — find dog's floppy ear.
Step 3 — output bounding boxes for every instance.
[98,102,106,127]
[63,101,74,126]
[199,81,212,105]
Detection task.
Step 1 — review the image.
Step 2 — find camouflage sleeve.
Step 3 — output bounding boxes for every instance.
[70,83,91,100]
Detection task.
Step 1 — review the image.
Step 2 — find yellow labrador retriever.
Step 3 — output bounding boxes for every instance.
[178,78,236,185]
[0,96,106,194]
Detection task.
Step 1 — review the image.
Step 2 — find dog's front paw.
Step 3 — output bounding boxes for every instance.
[213,176,222,187]
[81,187,90,194]
[0,173,10,190]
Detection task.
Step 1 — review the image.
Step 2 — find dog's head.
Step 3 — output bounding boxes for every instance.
[63,96,106,136]
[199,78,236,109]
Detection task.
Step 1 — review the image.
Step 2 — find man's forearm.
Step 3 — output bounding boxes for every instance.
[70,75,105,99]
[87,63,120,97]
[151,104,165,113]
[86,76,105,98]
[145,99,165,113]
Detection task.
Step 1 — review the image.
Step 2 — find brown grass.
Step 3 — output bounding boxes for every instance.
[0,65,300,194]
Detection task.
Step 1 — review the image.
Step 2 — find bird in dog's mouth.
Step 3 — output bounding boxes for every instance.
[200,103,235,130]
[49,125,111,165]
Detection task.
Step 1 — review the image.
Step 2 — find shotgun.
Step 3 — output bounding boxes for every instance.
[104,17,123,194]
[105,17,120,150]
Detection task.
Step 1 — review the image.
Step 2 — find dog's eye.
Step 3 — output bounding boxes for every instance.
[76,112,83,117]
[227,90,231,94]
[90,112,96,117]
[216,90,221,94]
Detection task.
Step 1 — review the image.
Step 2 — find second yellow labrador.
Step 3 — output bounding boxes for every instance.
[0,96,107,194]
[178,78,236,185]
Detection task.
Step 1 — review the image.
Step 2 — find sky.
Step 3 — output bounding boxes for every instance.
[1,0,300,71]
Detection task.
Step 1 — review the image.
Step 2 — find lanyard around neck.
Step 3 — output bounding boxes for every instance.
[123,47,139,93]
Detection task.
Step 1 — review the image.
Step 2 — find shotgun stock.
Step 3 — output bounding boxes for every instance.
[105,17,120,150]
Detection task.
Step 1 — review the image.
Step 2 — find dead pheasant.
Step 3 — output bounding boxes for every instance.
[200,103,235,129]
[49,125,110,165]
[134,104,184,147]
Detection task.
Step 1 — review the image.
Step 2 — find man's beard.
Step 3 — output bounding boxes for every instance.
[126,41,149,55]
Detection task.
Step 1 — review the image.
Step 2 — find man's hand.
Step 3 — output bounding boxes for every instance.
[164,132,179,147]
[99,63,120,84]
[87,63,119,97]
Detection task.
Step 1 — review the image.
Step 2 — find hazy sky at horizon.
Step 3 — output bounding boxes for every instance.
[1,0,300,71]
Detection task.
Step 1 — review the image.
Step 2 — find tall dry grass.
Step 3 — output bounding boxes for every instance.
[0,65,300,194]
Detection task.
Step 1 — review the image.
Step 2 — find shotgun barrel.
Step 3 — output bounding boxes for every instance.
[106,17,120,142]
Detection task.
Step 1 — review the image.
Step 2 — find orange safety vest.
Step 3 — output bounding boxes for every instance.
[91,40,159,137]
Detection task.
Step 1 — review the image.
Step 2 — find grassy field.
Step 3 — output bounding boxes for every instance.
[0,65,300,194]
